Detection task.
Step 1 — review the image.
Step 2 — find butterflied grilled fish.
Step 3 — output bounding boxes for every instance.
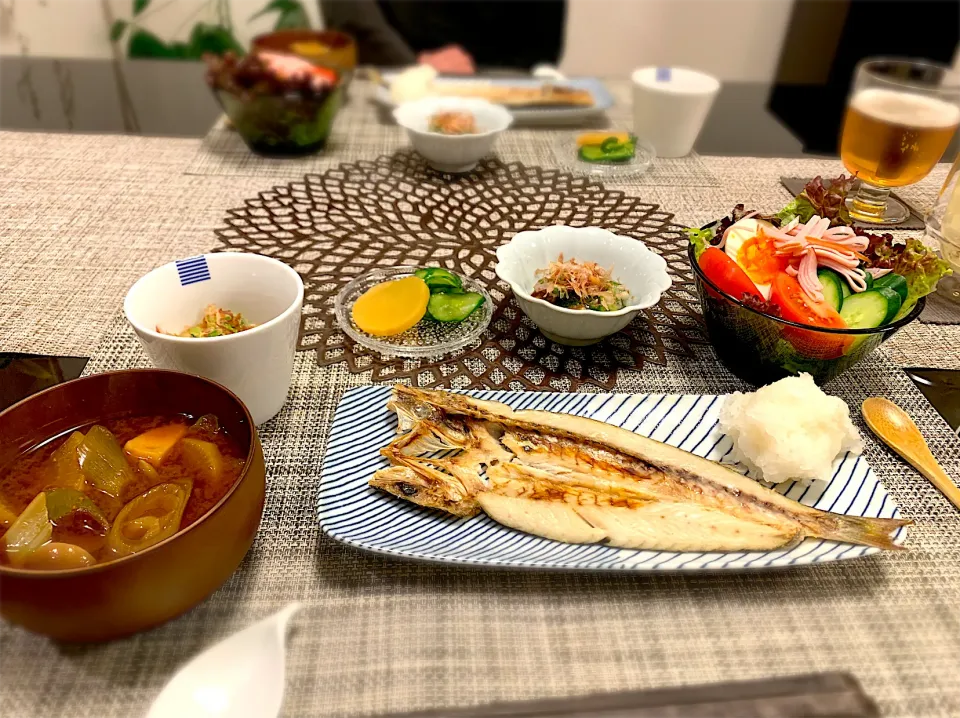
[369,387,910,552]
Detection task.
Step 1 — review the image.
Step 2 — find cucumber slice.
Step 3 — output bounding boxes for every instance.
[600,136,620,152]
[816,268,845,311]
[839,287,902,328]
[873,273,908,304]
[840,280,852,300]
[578,146,608,162]
[414,268,463,292]
[578,144,635,163]
[426,292,485,322]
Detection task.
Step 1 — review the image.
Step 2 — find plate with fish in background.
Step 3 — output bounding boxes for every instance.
[318,386,908,571]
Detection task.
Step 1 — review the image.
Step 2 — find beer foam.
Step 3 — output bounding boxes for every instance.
[850,87,960,129]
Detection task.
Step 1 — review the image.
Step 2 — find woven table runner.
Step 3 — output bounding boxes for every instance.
[919,276,960,325]
[2,309,956,718]
[183,81,719,188]
[2,131,960,718]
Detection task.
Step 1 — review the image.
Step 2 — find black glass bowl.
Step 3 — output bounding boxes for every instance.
[215,85,343,157]
[687,243,924,386]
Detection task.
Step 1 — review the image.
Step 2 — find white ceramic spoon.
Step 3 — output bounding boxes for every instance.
[146,602,302,718]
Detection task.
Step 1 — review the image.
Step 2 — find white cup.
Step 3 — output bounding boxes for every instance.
[124,253,304,425]
[631,66,720,158]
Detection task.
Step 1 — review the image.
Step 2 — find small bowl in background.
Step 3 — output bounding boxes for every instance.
[124,253,304,426]
[393,97,512,173]
[0,370,265,641]
[495,225,672,345]
[687,242,925,385]
[252,29,357,89]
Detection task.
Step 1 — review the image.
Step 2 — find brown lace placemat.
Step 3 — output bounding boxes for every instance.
[214,152,708,391]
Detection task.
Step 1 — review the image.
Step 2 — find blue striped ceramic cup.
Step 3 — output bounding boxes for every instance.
[124,253,304,425]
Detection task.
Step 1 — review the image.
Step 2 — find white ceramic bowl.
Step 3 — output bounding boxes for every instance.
[495,225,672,345]
[393,96,513,173]
[124,253,304,425]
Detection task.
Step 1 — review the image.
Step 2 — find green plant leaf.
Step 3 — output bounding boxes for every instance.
[110,19,128,43]
[274,5,309,30]
[128,29,181,58]
[249,0,299,21]
[133,0,151,16]
[187,23,245,58]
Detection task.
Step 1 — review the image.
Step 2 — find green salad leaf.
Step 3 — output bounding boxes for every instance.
[685,227,714,261]
[685,204,751,261]
[862,231,952,318]
[777,175,856,227]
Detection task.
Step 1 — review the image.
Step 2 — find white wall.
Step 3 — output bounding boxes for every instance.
[560,0,795,82]
[1,0,792,83]
[2,0,956,82]
[0,0,323,59]
[2,0,111,58]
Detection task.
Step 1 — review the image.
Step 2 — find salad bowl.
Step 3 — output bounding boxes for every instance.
[495,225,672,345]
[686,176,948,385]
[688,242,924,386]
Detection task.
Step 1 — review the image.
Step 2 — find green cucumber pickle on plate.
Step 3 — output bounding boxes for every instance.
[576,132,637,164]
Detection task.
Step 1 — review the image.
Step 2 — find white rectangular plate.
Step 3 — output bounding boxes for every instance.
[318,387,907,571]
[374,75,614,125]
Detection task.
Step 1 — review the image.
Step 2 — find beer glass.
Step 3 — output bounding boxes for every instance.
[925,154,960,306]
[840,58,960,225]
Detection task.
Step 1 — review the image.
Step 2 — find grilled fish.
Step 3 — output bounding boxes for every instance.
[369,386,910,552]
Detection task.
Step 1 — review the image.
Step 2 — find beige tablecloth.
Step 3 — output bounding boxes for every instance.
[1,81,959,718]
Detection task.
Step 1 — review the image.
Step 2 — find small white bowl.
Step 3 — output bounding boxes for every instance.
[495,225,672,345]
[124,253,304,425]
[393,96,513,173]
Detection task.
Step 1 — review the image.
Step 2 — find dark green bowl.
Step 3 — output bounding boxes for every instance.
[215,86,343,157]
[687,242,924,386]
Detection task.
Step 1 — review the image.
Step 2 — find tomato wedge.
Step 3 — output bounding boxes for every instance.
[770,273,846,328]
[770,274,852,360]
[698,247,762,300]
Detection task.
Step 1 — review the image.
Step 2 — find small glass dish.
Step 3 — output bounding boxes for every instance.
[550,132,655,180]
[334,266,493,359]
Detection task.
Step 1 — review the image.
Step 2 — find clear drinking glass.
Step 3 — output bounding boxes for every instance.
[924,154,960,305]
[840,58,960,225]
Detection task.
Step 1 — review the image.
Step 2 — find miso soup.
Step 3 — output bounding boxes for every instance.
[0,414,245,570]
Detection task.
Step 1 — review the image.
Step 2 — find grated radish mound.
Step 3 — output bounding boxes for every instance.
[718,373,863,485]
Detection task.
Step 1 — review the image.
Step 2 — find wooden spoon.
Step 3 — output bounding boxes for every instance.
[862,397,960,510]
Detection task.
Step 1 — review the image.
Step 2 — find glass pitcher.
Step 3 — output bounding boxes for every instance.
[925,154,960,306]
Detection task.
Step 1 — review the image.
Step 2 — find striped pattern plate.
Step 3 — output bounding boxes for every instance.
[318,387,907,571]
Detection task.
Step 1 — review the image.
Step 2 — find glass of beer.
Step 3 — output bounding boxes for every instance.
[840,58,960,224]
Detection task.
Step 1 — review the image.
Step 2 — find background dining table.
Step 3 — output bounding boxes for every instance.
[1,79,960,718]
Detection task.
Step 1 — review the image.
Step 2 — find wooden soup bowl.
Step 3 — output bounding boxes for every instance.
[0,370,266,641]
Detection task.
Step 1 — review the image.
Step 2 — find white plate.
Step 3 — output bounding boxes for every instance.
[374,75,614,125]
[318,387,907,571]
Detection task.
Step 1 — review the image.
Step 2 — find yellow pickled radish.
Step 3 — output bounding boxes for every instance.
[352,276,430,336]
[576,131,630,148]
